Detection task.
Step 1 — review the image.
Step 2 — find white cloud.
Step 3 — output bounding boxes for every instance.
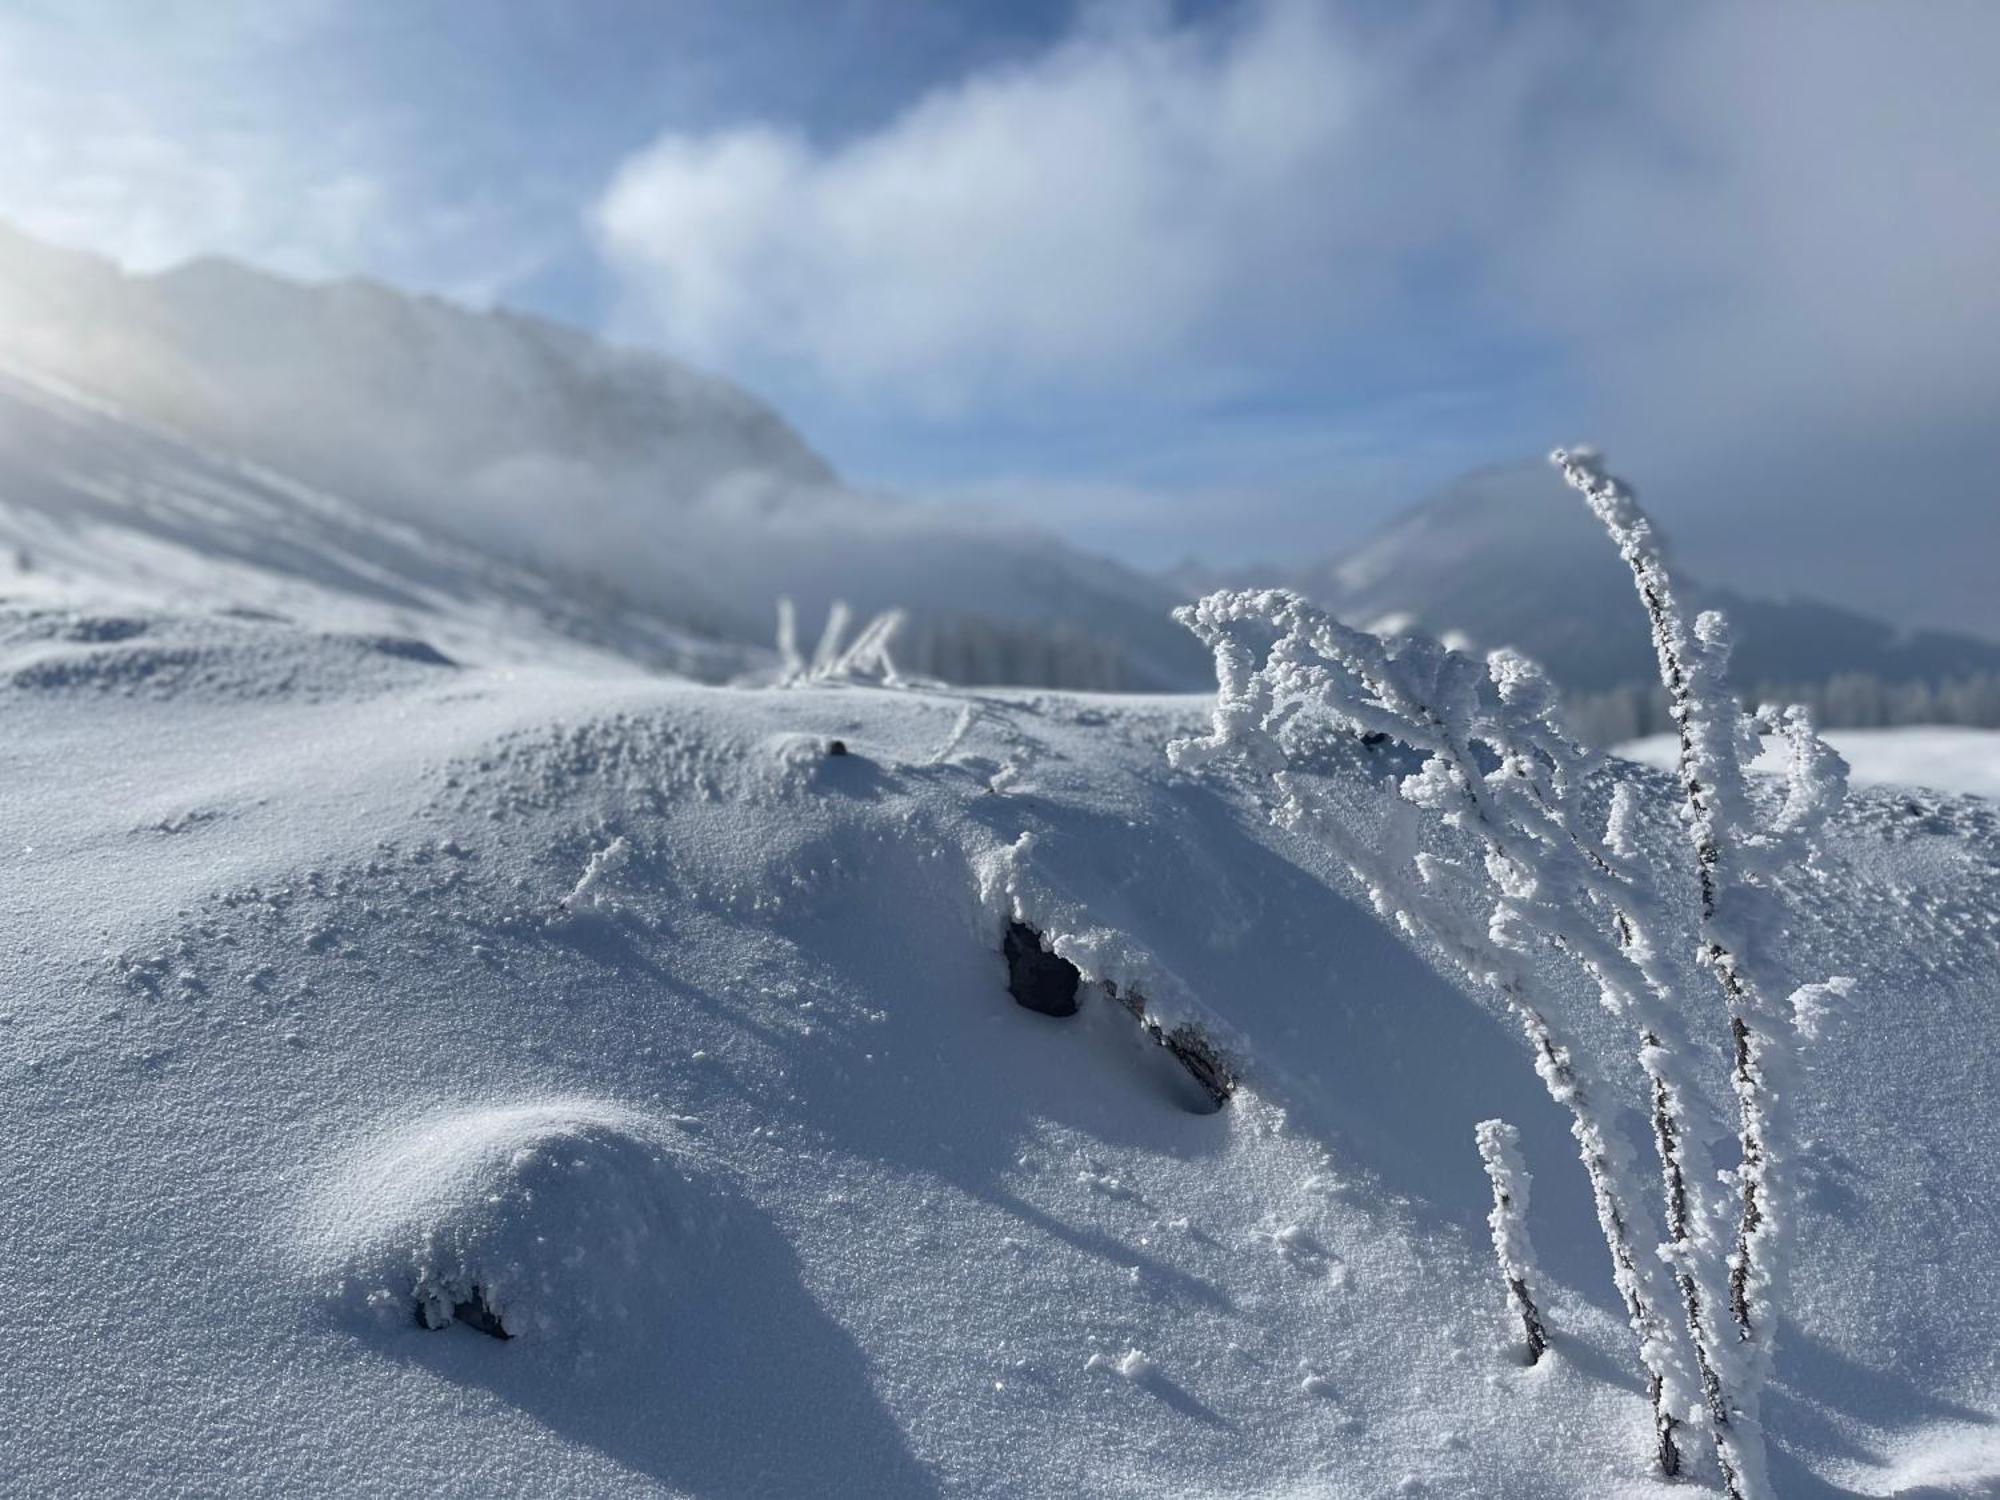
[6,0,1997,627]
[595,0,2000,420]
[1484,2,2000,629]
[0,4,549,300]
[594,0,1395,396]
[0,7,359,275]
[1502,4,2000,425]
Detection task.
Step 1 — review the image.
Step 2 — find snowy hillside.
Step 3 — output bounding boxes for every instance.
[0,360,765,679]
[3,573,1996,1496]
[0,220,833,522]
[0,223,1205,690]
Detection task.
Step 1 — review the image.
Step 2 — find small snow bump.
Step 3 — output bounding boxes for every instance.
[309,1101,719,1349]
[1087,1348,1154,1382]
[1077,1168,1136,1200]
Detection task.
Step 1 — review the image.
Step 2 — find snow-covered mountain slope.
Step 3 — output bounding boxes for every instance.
[1197,463,2000,703]
[0,361,765,679]
[0,223,1205,690]
[3,591,1995,1498]
[0,220,832,523]
[1623,726,2000,803]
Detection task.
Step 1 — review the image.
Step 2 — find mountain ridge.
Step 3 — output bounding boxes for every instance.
[1168,460,2000,736]
[0,221,1207,690]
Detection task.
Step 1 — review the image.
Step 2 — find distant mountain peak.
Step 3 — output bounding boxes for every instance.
[1168,460,2000,729]
[0,222,836,502]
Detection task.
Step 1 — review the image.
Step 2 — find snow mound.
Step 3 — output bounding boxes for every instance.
[0,605,455,703]
[310,1101,715,1347]
[3,582,1996,1496]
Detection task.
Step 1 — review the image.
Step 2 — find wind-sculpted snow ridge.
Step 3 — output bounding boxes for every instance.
[0,604,457,703]
[1,584,1996,1497]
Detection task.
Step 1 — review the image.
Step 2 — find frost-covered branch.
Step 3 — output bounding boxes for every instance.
[1474,650,1744,1473]
[775,596,804,678]
[1174,572,1825,1495]
[1476,1119,1548,1364]
[1170,589,1699,1477]
[1556,446,1853,1500]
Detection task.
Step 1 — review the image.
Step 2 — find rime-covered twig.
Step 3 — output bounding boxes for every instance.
[1478,650,1740,1461]
[1556,446,1852,1500]
[772,597,906,686]
[1476,1119,1548,1363]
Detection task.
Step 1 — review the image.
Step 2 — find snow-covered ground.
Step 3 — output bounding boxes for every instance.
[3,588,1997,1497]
[1621,727,2000,802]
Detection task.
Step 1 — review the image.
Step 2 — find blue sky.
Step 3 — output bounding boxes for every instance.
[3,1,1998,628]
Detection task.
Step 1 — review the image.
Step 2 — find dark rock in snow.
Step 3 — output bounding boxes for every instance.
[358,634,455,667]
[827,739,848,757]
[1004,921,1080,1017]
[416,1281,512,1340]
[1159,1025,1234,1113]
[1105,979,1234,1113]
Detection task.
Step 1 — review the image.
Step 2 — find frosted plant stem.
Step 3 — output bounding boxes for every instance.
[1556,446,1855,1500]
[1557,448,1781,1349]
[1171,590,1703,1478]
[1291,777,1691,1473]
[1494,989,1685,1471]
[1392,667,1732,1477]
[1476,1119,1548,1365]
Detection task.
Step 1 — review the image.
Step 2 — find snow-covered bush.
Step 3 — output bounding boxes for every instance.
[1169,589,1699,1478]
[1172,452,1849,1498]
[1475,1119,1547,1365]
[773,596,906,686]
